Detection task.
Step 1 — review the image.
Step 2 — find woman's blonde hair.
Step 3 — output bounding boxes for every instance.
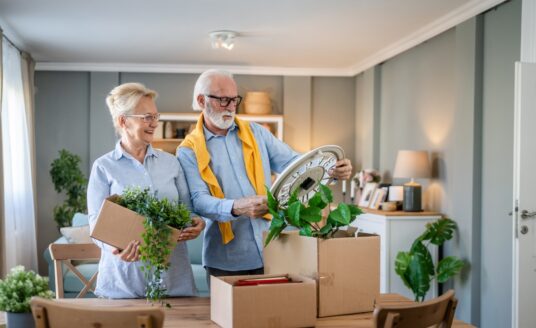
[106,82,158,134]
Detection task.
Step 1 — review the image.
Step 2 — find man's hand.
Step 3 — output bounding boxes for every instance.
[232,195,268,218]
[178,216,206,242]
[329,159,353,180]
[112,240,140,262]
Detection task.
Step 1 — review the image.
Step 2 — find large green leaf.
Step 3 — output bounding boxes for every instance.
[405,252,431,301]
[423,218,457,245]
[308,184,332,209]
[436,256,464,283]
[299,225,313,237]
[318,222,333,236]
[300,206,323,223]
[348,204,363,225]
[286,202,302,227]
[328,203,351,226]
[266,186,279,214]
[264,218,287,247]
[394,252,412,290]
[410,240,434,276]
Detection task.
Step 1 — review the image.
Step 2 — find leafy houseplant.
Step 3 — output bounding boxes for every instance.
[264,184,363,246]
[394,218,464,302]
[0,266,54,327]
[49,149,87,228]
[115,187,191,304]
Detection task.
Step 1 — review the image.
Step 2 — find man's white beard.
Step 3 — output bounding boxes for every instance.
[205,105,235,130]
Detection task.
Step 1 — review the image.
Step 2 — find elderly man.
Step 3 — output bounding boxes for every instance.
[178,69,352,280]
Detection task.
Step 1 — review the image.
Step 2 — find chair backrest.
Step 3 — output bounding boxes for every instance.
[31,297,164,328]
[373,290,458,328]
[48,243,101,299]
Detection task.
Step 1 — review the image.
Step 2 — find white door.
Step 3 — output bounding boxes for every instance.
[512,62,536,328]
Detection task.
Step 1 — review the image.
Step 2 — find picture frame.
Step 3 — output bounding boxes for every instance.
[369,188,387,209]
[359,182,378,207]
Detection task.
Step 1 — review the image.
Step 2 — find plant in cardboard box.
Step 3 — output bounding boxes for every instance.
[264,184,363,246]
[49,149,87,228]
[0,266,54,328]
[395,218,464,302]
[115,187,191,304]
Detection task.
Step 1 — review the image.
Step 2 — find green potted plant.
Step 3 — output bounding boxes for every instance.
[114,187,191,305]
[0,266,54,328]
[264,184,362,246]
[49,149,87,228]
[394,218,464,302]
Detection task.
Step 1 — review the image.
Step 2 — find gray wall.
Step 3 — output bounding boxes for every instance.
[34,72,90,274]
[480,0,520,327]
[353,0,520,325]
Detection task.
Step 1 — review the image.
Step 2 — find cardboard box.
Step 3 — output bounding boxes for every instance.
[90,195,181,250]
[264,230,380,317]
[210,273,317,328]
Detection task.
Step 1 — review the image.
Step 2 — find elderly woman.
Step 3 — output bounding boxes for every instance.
[87,82,205,299]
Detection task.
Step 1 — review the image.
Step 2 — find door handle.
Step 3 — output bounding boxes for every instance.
[521,210,536,219]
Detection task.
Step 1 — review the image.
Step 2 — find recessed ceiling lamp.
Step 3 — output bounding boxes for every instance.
[209,30,237,50]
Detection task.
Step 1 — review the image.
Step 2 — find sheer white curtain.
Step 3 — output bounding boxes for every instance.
[1,37,38,271]
[0,29,4,277]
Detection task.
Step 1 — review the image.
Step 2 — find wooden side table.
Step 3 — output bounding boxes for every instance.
[350,209,442,301]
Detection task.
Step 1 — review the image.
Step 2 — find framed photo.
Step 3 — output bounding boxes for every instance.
[359,182,378,207]
[369,188,387,209]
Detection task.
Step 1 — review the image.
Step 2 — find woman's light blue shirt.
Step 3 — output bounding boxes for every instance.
[177,122,300,271]
[87,142,196,299]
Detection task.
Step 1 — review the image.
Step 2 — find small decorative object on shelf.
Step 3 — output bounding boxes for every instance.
[244,91,271,115]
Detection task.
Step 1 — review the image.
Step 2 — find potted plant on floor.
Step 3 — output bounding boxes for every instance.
[49,149,87,228]
[0,266,54,328]
[395,218,465,302]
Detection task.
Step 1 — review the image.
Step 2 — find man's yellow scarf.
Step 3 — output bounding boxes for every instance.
[179,113,268,244]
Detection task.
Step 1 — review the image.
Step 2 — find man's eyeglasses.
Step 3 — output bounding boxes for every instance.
[205,95,243,107]
[124,113,161,123]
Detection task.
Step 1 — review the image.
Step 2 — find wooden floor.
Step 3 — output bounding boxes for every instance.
[0,294,475,327]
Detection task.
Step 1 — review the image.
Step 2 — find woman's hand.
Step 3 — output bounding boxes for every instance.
[178,216,206,242]
[112,240,140,262]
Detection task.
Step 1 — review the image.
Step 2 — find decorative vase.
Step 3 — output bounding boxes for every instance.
[6,312,34,328]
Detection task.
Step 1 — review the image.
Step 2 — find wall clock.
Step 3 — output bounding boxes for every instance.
[270,145,344,207]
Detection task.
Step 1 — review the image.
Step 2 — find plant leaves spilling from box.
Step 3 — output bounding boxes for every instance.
[394,217,464,302]
[264,184,363,246]
[114,187,191,305]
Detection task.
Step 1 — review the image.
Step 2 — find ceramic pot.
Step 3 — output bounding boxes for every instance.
[6,311,34,328]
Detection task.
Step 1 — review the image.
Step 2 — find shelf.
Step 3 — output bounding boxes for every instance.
[151,139,183,154]
[158,112,284,140]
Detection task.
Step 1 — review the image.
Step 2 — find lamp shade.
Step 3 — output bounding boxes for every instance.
[393,150,431,179]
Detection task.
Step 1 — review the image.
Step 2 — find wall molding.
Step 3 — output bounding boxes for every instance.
[35,0,506,77]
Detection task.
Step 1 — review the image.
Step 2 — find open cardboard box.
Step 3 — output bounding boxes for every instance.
[90,195,181,250]
[264,229,380,317]
[210,273,316,328]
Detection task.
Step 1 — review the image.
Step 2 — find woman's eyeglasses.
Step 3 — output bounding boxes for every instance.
[205,94,243,107]
[124,113,161,123]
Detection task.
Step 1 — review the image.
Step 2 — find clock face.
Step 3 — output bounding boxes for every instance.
[270,145,344,207]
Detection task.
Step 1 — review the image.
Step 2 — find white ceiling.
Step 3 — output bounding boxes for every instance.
[0,0,505,76]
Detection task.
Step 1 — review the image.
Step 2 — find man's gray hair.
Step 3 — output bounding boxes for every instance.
[192,69,234,111]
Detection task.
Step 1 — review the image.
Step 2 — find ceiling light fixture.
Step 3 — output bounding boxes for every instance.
[209,30,237,50]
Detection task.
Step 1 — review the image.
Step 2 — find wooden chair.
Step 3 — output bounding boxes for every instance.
[31,297,164,328]
[48,243,101,298]
[373,290,458,328]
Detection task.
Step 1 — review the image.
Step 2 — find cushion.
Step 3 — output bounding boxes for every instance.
[60,225,92,244]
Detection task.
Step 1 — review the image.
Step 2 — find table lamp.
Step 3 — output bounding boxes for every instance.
[393,150,431,212]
